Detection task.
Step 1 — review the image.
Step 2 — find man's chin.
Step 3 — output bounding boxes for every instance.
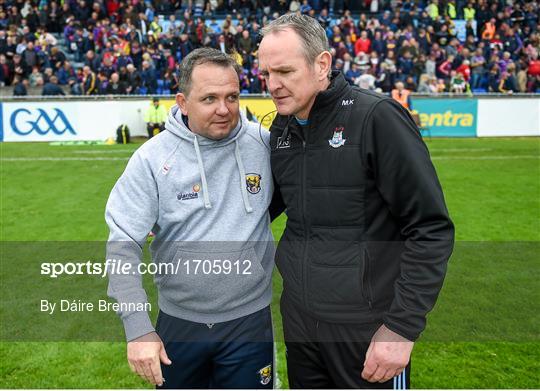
[207,127,233,140]
[275,104,295,117]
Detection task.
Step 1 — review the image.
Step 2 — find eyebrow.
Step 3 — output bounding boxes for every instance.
[200,89,240,97]
[261,65,294,73]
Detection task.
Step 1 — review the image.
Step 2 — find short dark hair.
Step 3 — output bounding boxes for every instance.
[178,48,241,96]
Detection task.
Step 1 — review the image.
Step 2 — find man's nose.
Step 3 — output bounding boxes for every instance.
[267,74,282,95]
[216,100,229,115]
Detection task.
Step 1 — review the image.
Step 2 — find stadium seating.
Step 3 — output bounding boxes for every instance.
[1,0,538,95]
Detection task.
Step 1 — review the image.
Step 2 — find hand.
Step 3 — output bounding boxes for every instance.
[361,324,414,383]
[127,331,172,386]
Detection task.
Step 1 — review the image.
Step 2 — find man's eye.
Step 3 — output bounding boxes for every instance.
[204,96,215,102]
[228,95,239,102]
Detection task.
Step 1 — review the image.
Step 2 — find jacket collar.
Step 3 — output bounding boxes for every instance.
[310,71,350,116]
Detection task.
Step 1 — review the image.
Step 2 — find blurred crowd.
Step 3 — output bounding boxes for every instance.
[1,0,539,96]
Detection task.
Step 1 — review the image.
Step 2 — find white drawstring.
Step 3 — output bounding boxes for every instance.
[191,122,252,214]
[234,140,253,213]
[193,135,212,209]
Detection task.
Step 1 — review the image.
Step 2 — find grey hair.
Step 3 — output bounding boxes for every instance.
[178,48,241,95]
[261,14,330,67]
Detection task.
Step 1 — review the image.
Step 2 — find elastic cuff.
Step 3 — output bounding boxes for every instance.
[383,319,419,342]
[123,311,155,342]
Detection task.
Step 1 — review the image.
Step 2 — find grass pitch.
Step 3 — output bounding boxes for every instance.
[1,137,539,388]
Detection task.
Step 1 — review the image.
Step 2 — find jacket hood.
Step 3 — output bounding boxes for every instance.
[163,104,254,214]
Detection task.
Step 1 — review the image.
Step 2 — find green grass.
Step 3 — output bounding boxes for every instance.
[1,138,539,388]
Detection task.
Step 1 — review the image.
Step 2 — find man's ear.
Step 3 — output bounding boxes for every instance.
[316,51,333,82]
[176,93,188,115]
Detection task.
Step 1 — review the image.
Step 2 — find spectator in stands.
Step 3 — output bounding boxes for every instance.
[237,29,254,66]
[42,74,65,95]
[22,41,38,70]
[391,81,412,109]
[85,50,101,72]
[162,69,178,94]
[516,58,529,93]
[82,65,97,95]
[97,72,109,94]
[457,59,471,83]
[29,66,44,87]
[450,70,467,93]
[12,54,28,80]
[144,97,167,138]
[0,54,10,86]
[470,48,486,90]
[100,56,117,78]
[404,75,417,91]
[464,3,476,22]
[482,18,497,41]
[42,67,54,84]
[499,64,519,93]
[333,58,344,73]
[417,74,431,93]
[487,65,501,92]
[57,62,76,85]
[354,30,371,56]
[106,72,127,94]
[50,46,66,71]
[1,0,539,97]
[436,78,447,92]
[68,76,83,95]
[12,76,28,95]
[345,61,361,85]
[141,59,157,94]
[248,59,264,93]
[357,69,376,90]
[125,63,142,94]
[438,55,454,78]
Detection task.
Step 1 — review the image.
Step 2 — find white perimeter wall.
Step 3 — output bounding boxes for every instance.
[477,99,540,137]
[2,97,540,141]
[2,100,150,142]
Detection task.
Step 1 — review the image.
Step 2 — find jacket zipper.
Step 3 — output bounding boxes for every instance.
[301,137,309,310]
[364,249,373,309]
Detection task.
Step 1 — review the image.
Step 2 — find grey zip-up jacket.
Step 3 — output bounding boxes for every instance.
[105,105,275,341]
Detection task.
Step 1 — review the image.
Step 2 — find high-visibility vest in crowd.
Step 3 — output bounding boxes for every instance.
[464,7,475,21]
[427,3,439,20]
[447,3,457,19]
[482,22,496,40]
[391,89,411,109]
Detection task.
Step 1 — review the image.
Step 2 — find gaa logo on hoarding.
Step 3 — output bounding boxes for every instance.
[10,108,77,136]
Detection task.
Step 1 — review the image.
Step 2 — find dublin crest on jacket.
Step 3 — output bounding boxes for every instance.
[329,127,346,148]
[257,364,272,385]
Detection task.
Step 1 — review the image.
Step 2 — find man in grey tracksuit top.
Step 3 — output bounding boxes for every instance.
[105,49,275,389]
